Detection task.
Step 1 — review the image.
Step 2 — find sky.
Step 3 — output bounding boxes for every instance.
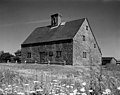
[0,0,120,59]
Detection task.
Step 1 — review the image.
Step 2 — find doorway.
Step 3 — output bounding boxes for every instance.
[40,52,46,63]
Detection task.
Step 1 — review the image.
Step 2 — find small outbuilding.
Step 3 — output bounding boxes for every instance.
[102,57,117,65]
[116,60,120,65]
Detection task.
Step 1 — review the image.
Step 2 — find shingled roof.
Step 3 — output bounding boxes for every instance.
[102,57,116,61]
[22,18,85,45]
[102,57,117,65]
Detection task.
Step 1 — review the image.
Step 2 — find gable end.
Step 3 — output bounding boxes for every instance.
[86,18,102,55]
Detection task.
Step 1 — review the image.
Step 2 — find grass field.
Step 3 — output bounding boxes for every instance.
[0,63,99,94]
[0,63,93,77]
[0,63,120,94]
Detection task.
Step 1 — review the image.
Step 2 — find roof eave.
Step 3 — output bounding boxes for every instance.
[86,18,102,55]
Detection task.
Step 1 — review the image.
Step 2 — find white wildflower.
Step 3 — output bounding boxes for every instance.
[80,87,85,92]
[81,93,87,95]
[89,89,93,92]
[105,89,111,94]
[82,82,86,86]
[17,92,25,95]
[70,92,74,95]
[117,87,120,90]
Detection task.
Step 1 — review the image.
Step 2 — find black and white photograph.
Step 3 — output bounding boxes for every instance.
[0,0,119,95]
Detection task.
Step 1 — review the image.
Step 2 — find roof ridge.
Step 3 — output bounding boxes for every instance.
[66,18,85,23]
[22,18,86,46]
[34,18,85,29]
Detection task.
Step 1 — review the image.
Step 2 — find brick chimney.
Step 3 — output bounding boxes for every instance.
[51,13,61,27]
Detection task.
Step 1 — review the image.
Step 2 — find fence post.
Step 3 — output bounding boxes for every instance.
[48,60,50,65]
[25,60,26,64]
[64,60,66,65]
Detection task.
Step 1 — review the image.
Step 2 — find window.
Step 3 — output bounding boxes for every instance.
[82,35,85,41]
[49,51,53,57]
[27,52,31,58]
[53,17,56,25]
[86,25,88,30]
[52,17,57,26]
[83,52,87,58]
[56,51,62,58]
[94,44,96,48]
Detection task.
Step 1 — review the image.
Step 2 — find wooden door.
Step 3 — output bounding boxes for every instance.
[40,52,46,63]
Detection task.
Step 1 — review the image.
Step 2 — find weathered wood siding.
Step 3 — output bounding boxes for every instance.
[73,19,102,66]
[21,40,73,65]
[72,19,102,92]
[21,19,101,67]
[110,58,116,64]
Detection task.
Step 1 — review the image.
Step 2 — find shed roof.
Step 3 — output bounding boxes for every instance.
[102,57,116,61]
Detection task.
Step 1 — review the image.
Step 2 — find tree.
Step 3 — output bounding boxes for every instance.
[0,51,4,56]
[0,52,14,63]
[14,49,21,63]
[14,50,21,57]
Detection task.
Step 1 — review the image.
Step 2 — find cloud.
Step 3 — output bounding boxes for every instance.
[25,19,50,24]
[103,0,120,2]
[48,0,120,1]
[102,0,120,2]
[0,19,50,27]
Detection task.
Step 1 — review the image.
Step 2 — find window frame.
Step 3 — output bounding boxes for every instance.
[82,35,85,41]
[94,44,96,48]
[83,52,87,58]
[56,51,62,58]
[27,52,31,58]
[86,25,88,30]
[49,51,53,57]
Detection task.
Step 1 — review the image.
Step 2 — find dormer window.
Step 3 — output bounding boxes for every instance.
[51,13,61,27]
[82,35,85,41]
[51,16,57,26]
